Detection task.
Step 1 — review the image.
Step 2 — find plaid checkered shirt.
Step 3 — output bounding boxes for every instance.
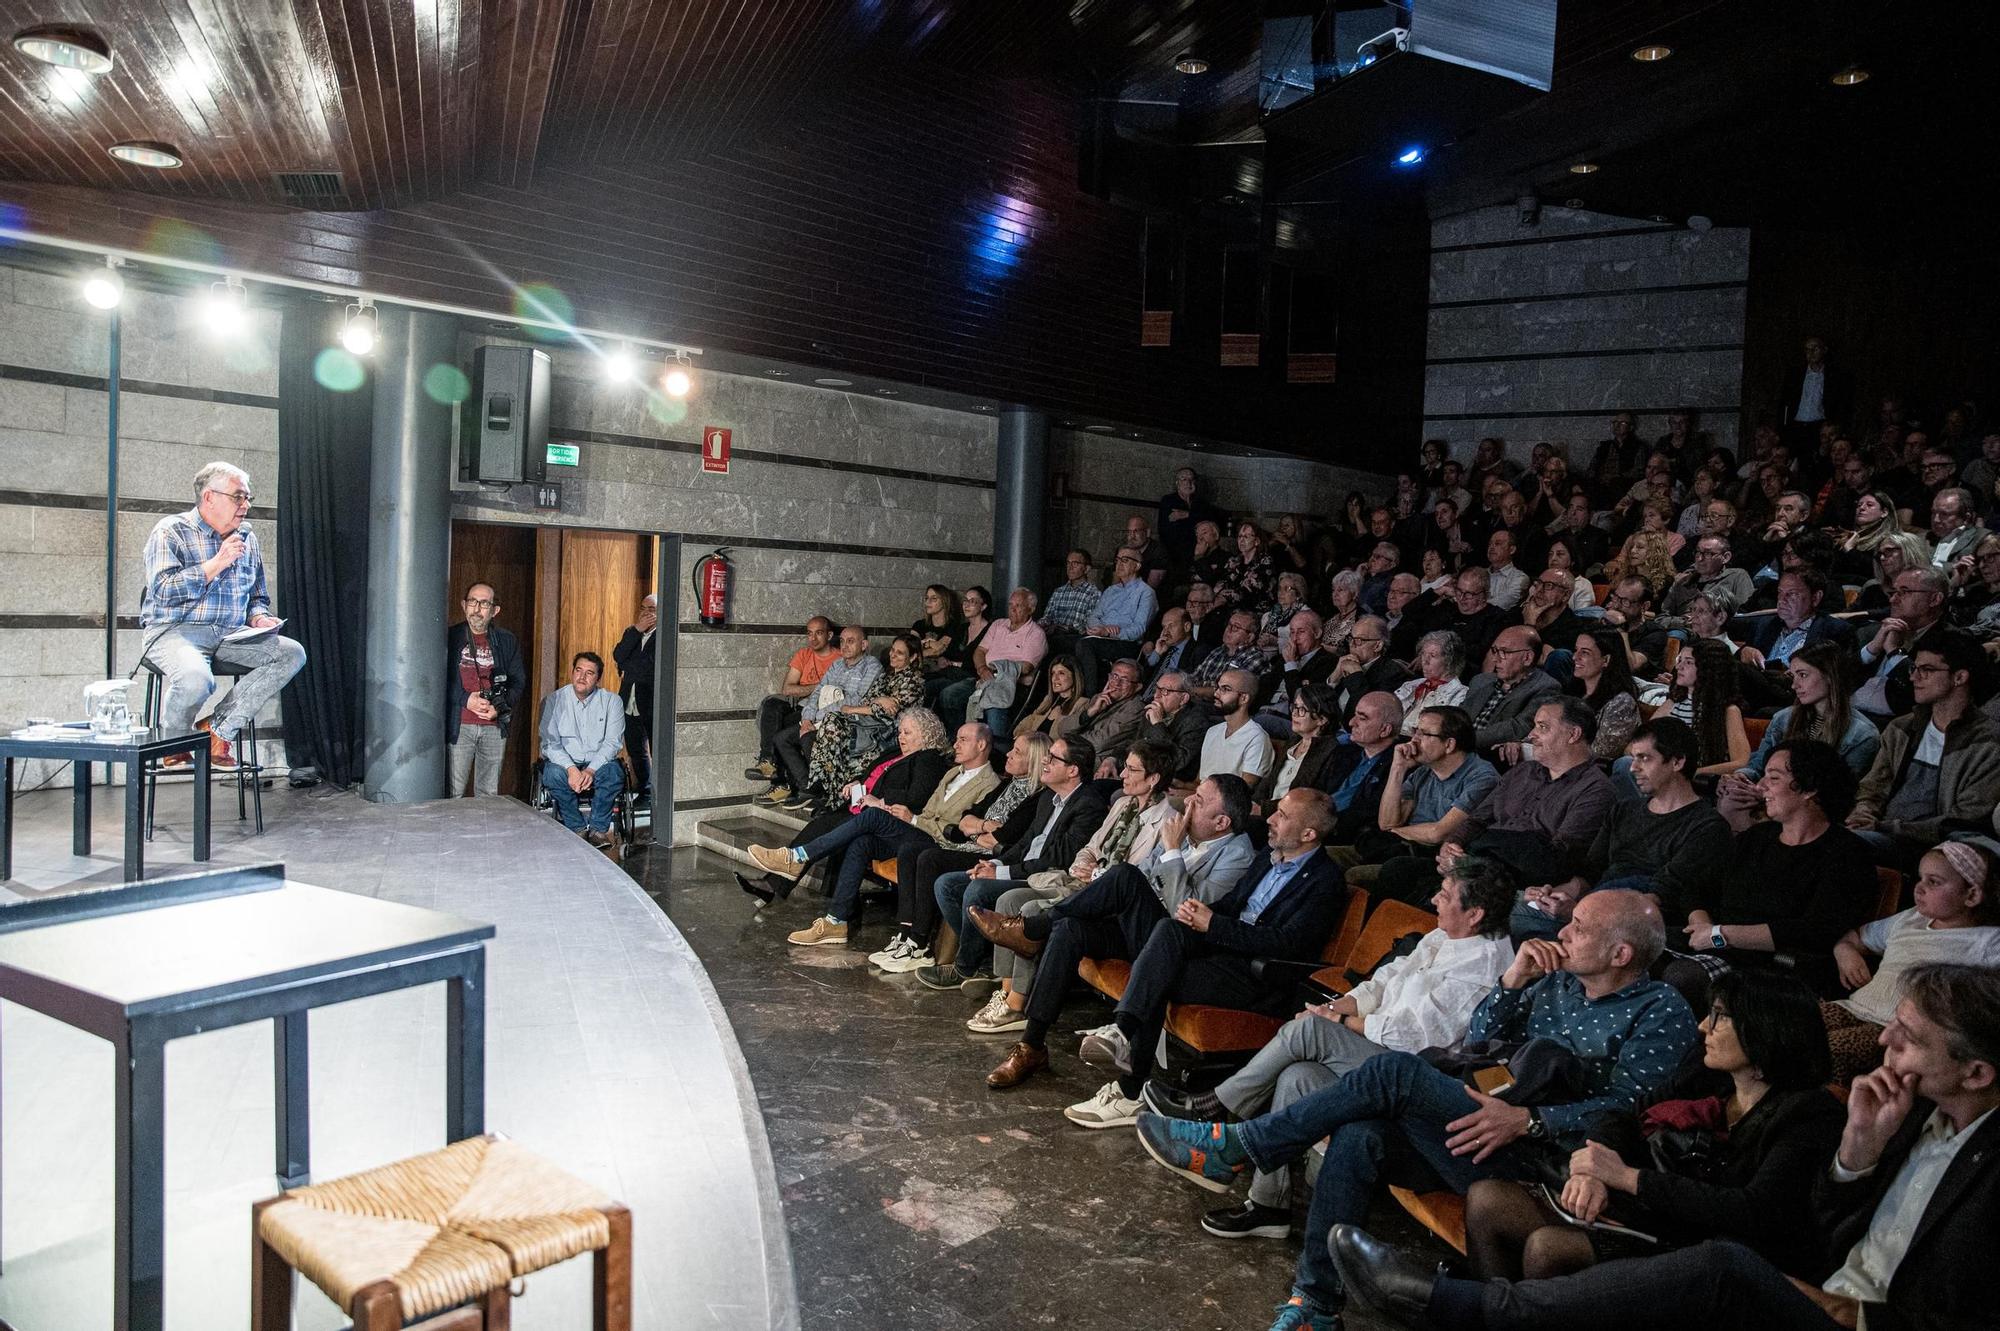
[141,508,272,628]
[1040,578,1102,635]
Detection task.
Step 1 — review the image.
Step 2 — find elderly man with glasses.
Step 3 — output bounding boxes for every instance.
[141,460,306,771]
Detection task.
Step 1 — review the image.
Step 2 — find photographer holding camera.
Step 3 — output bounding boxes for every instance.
[447,581,528,797]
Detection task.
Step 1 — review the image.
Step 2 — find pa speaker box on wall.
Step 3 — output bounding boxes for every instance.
[462,345,550,484]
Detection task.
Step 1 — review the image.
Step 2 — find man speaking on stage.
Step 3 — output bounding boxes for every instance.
[140,461,306,769]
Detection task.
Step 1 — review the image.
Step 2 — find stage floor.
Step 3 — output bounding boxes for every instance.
[0,784,795,1330]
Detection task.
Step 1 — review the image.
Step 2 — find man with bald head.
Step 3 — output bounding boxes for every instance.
[1135,887,1696,1328]
[1200,668,1276,784]
[1328,615,1411,728]
[1458,625,1559,756]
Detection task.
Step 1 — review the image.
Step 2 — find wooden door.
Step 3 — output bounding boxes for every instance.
[557,530,653,698]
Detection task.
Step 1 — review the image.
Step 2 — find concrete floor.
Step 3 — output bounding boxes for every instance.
[626,840,1441,1331]
[0,782,794,1331]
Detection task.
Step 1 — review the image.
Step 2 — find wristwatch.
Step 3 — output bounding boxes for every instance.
[1710,926,1727,951]
[1525,1108,1547,1140]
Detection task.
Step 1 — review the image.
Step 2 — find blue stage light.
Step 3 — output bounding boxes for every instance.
[1394,146,1426,167]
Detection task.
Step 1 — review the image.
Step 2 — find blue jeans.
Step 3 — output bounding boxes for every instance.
[542,759,623,833]
[800,808,927,923]
[1236,1050,1532,1312]
[934,870,1016,973]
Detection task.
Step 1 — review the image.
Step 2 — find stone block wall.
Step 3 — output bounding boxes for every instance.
[1422,206,1751,468]
[0,259,284,788]
[445,339,997,846]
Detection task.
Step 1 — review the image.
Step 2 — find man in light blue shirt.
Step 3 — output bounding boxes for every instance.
[772,626,883,801]
[539,651,627,843]
[1076,546,1161,692]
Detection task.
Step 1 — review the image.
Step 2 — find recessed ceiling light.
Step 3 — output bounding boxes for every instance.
[1564,197,1586,208]
[1629,44,1672,62]
[1174,54,1209,75]
[13,25,113,74]
[1568,162,1599,175]
[874,388,898,396]
[1085,424,1116,432]
[812,377,852,387]
[108,140,183,169]
[1830,66,1870,86]
[764,369,789,377]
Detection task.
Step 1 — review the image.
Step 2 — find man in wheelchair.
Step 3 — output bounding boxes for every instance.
[539,651,626,847]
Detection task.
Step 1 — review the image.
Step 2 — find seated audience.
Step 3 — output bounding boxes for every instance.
[909,731,1052,987]
[1320,570,1363,657]
[1721,642,1880,808]
[1216,521,1280,613]
[1124,512,1171,589]
[1944,532,2000,632]
[1660,535,1753,619]
[769,624,882,807]
[1570,628,1642,763]
[1641,638,1749,776]
[922,585,991,706]
[1251,682,1345,812]
[1852,530,1931,614]
[1393,630,1471,734]
[1736,568,1856,671]
[1484,529,1529,611]
[751,709,952,945]
[1833,486,1906,582]
[1927,486,1989,569]
[1827,839,2000,1080]
[1327,616,1412,727]
[959,747,1245,1038]
[1463,967,1842,1281]
[1253,610,1335,740]
[1258,572,1312,654]
[1189,609,1269,703]
[1376,697,1613,908]
[1384,572,1431,660]
[1039,549,1101,652]
[1847,629,2000,871]
[1443,568,1519,678]
[1853,566,1950,724]
[1188,524,1230,597]
[1058,657,1148,776]
[800,632,926,812]
[1149,856,1517,1242]
[954,586,1048,728]
[1460,626,1560,757]
[1516,568,1593,659]
[1331,962,2000,1331]
[1073,546,1159,692]
[1200,669,1278,785]
[746,616,836,791]
[537,651,626,846]
[1540,535,1599,608]
[1358,541,1402,616]
[974,788,1347,1106]
[1514,719,1732,941]
[1014,653,1084,736]
[1601,498,1679,594]
[1599,574,1670,672]
[926,735,1110,986]
[1135,889,1696,1331]
[1701,739,1878,994]
[1370,706,1501,868]
[1137,605,1213,701]
[1132,668,1211,782]
[911,583,965,680]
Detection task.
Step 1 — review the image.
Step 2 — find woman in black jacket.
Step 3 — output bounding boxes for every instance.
[1465,968,1844,1281]
[736,706,951,904]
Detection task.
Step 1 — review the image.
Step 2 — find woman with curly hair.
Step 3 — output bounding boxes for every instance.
[1644,637,1748,775]
[804,632,927,806]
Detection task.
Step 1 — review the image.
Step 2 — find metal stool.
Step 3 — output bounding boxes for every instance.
[137,657,267,838]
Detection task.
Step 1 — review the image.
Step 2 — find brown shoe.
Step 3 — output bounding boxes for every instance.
[196,718,238,770]
[160,751,194,769]
[986,1041,1049,1089]
[968,906,1041,958]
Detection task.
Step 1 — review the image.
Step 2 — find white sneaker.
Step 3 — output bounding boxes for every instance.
[1063,1080,1142,1130]
[877,943,935,975]
[868,934,914,968]
[1078,1024,1131,1072]
[1076,1022,1119,1052]
[966,992,1028,1034]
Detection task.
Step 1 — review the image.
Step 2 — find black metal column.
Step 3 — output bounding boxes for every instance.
[992,406,1048,601]
[360,307,456,802]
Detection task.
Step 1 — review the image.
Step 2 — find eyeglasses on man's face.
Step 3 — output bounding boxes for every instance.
[207,488,254,506]
[463,598,497,610]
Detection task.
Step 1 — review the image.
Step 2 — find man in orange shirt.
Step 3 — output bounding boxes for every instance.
[747,616,838,786]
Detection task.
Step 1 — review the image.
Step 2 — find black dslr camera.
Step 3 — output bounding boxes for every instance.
[481,671,513,723]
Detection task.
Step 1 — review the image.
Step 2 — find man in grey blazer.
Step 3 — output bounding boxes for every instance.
[1146,773,1259,909]
[1457,626,1560,757]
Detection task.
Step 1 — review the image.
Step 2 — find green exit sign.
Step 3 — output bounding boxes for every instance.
[546,443,580,467]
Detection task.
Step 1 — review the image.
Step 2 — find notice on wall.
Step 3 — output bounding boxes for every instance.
[702,426,731,474]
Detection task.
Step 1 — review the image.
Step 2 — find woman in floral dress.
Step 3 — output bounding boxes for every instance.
[807,633,927,798]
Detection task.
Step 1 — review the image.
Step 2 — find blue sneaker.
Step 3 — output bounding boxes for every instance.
[1267,1294,1340,1330]
[1133,1110,1249,1193]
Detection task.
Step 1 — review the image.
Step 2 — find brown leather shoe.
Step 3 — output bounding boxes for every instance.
[196,718,239,770]
[986,1041,1048,1089]
[969,906,1041,958]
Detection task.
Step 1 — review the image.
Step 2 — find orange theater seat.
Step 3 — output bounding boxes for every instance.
[1389,1186,1468,1254]
[869,858,899,885]
[1079,957,1132,1002]
[1873,866,1904,919]
[1161,891,1384,1056]
[1310,897,1439,995]
[1591,581,1610,607]
[1744,715,1769,751]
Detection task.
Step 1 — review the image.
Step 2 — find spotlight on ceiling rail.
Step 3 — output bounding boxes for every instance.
[340,297,378,355]
[81,254,124,310]
[201,276,248,334]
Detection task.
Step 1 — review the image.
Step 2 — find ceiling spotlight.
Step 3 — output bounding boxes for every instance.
[663,351,692,399]
[764,369,789,377]
[81,255,124,310]
[1568,162,1599,174]
[1629,44,1672,62]
[1393,145,1426,167]
[12,24,113,74]
[1564,197,1586,208]
[1084,424,1116,432]
[201,277,248,334]
[813,377,852,387]
[1830,66,1870,86]
[605,343,637,383]
[340,298,378,355]
[874,388,898,396]
[1174,53,1209,75]
[108,140,183,169]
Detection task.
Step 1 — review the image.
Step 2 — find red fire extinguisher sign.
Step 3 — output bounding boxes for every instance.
[702,426,731,474]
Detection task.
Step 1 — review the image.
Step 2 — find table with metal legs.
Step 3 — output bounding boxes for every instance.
[0,862,494,1331]
[0,728,210,882]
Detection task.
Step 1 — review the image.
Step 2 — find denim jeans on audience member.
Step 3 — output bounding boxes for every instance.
[541,759,623,833]
[1609,753,1643,805]
[934,870,1015,973]
[1236,1050,1530,1312]
[1540,649,1574,689]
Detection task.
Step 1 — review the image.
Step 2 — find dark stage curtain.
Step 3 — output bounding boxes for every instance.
[277,302,375,786]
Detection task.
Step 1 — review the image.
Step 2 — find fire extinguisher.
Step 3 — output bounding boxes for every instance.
[693,547,733,626]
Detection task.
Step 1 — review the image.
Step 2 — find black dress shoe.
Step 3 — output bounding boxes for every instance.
[1141,1079,1229,1122]
[733,872,775,907]
[1200,1201,1291,1239]
[1328,1224,1436,1330]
